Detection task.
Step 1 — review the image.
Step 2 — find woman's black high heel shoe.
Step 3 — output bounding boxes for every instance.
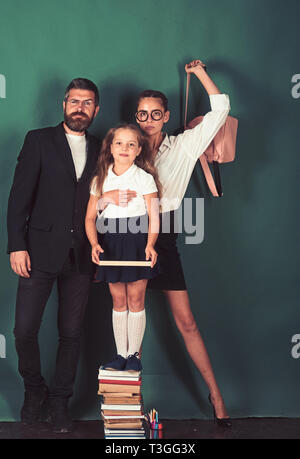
[208,394,232,428]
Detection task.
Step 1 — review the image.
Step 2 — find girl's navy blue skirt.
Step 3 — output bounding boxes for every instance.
[95,215,160,284]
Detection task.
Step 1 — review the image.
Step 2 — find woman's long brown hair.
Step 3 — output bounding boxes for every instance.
[92,123,162,198]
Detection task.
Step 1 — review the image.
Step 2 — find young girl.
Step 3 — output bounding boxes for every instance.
[85,124,160,372]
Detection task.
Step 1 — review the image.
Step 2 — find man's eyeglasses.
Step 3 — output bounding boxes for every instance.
[135,110,163,122]
[66,98,95,108]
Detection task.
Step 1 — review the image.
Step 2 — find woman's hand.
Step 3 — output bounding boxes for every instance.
[185,59,220,95]
[91,243,104,265]
[145,245,158,268]
[100,189,137,209]
[185,59,207,74]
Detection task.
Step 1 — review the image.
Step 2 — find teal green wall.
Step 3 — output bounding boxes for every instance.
[1,0,300,421]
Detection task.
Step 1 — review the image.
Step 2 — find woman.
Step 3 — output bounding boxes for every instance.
[100,60,231,425]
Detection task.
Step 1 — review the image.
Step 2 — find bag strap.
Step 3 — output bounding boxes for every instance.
[199,156,222,197]
[184,72,223,197]
[184,72,191,130]
[212,160,223,197]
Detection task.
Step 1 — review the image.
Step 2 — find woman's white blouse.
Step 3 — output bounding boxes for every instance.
[90,164,157,219]
[155,93,230,213]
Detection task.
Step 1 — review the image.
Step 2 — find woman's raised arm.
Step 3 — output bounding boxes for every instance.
[185,59,221,95]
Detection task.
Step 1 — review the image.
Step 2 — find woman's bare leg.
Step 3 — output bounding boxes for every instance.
[164,289,229,419]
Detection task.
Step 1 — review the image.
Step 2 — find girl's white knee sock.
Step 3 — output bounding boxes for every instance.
[112,309,128,358]
[127,309,146,357]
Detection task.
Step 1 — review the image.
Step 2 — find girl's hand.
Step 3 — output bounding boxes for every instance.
[102,189,137,208]
[185,59,207,74]
[145,245,158,268]
[91,243,104,265]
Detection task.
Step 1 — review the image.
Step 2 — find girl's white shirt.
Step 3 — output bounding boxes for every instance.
[90,163,157,219]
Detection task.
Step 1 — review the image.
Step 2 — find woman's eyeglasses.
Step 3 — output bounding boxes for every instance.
[135,110,163,122]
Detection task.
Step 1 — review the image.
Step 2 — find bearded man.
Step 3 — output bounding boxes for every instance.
[7,78,100,433]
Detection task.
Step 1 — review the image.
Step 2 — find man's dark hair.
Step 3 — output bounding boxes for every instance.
[64,78,100,106]
[137,89,168,111]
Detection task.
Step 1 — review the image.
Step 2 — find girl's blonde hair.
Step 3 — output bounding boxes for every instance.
[92,123,162,198]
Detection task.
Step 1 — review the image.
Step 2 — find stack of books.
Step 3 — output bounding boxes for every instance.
[98,366,145,439]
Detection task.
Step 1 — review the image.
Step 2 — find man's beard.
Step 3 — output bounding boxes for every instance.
[64,110,94,132]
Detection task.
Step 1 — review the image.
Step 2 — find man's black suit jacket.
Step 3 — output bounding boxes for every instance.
[7,122,100,275]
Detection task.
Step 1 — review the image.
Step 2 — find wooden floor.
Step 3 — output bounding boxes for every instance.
[0,418,300,439]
